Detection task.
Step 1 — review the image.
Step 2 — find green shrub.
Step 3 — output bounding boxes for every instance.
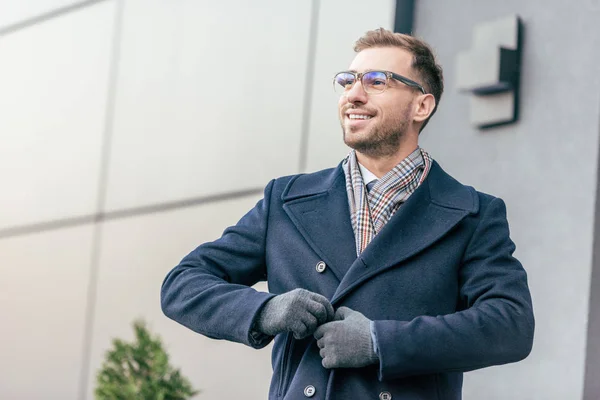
[95,319,198,400]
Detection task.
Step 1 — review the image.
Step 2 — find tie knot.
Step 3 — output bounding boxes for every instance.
[366,180,378,193]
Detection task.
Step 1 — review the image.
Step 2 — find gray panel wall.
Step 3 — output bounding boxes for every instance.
[304,0,396,172]
[413,1,600,399]
[0,1,313,398]
[0,0,97,31]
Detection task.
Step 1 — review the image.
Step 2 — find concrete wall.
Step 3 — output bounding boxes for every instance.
[1,0,599,399]
[412,1,600,399]
[0,0,393,398]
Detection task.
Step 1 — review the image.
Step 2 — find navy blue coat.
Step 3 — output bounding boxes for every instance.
[161,161,534,400]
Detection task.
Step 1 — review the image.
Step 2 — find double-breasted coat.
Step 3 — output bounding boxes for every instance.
[161,160,534,400]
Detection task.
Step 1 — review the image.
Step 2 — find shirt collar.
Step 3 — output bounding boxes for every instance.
[357,146,422,186]
[357,162,378,185]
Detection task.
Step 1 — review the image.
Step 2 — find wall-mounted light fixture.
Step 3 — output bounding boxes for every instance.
[456,15,523,129]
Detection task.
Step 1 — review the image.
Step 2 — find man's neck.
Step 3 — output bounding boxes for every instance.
[356,145,419,178]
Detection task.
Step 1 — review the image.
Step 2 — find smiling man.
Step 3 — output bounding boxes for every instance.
[161,28,534,400]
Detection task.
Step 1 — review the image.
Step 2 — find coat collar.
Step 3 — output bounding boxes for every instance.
[282,160,478,213]
[281,160,479,302]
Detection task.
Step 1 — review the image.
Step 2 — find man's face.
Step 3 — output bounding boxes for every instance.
[338,47,421,157]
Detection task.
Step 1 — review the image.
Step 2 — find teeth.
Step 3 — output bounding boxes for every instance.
[348,115,372,120]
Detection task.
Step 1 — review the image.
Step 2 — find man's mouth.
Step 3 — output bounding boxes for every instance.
[347,114,373,120]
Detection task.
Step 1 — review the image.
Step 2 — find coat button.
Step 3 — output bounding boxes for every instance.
[304,385,316,397]
[315,261,326,273]
[379,392,392,400]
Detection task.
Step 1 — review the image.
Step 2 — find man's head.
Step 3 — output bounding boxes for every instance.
[337,28,444,158]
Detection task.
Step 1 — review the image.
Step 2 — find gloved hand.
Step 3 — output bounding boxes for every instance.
[255,288,335,339]
[314,306,379,369]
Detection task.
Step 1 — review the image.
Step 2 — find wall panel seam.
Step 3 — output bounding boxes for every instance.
[0,0,110,37]
[298,0,321,173]
[0,189,265,240]
[77,0,124,396]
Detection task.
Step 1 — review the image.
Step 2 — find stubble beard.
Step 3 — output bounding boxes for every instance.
[341,107,411,158]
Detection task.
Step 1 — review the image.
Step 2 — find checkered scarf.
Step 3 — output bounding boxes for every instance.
[342,147,433,256]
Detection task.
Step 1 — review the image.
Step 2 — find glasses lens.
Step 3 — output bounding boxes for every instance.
[362,71,388,94]
[334,72,355,94]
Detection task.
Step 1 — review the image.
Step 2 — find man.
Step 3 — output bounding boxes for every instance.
[161,28,534,399]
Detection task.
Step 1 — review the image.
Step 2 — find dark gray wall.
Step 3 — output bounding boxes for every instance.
[414,1,600,399]
[585,108,600,400]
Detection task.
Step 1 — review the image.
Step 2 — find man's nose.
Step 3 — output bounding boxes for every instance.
[345,80,368,104]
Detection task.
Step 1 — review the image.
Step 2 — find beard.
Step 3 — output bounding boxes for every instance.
[341,105,412,158]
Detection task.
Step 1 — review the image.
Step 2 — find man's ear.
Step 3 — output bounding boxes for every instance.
[413,93,436,123]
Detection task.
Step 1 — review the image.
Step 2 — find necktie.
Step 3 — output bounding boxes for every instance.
[366,180,378,193]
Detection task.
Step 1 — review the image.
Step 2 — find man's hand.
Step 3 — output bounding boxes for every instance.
[314,306,379,369]
[255,288,335,339]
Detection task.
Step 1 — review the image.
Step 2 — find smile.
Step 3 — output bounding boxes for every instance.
[347,115,373,120]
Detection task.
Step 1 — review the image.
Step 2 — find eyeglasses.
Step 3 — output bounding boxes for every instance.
[333,70,426,95]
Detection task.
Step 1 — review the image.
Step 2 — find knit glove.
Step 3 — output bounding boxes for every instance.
[255,288,335,339]
[314,306,379,369]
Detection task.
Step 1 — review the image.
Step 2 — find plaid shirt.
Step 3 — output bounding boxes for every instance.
[342,147,433,255]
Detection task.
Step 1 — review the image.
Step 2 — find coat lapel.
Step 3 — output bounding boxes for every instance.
[281,161,479,298]
[282,165,357,281]
[330,161,480,304]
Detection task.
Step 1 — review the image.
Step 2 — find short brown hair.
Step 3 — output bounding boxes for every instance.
[354,28,444,132]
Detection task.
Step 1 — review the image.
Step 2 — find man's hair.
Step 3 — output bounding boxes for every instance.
[354,28,444,132]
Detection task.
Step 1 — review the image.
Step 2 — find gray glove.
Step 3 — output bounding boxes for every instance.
[255,288,335,339]
[314,306,379,369]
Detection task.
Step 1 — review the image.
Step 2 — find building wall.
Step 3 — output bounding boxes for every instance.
[0,1,599,399]
[0,1,393,399]
[411,1,600,399]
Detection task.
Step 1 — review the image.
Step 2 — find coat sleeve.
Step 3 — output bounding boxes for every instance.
[373,197,535,380]
[160,180,277,349]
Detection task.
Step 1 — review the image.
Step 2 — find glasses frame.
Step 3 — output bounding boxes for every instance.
[333,70,427,95]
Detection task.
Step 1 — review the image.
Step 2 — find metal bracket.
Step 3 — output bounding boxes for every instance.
[456,15,524,129]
